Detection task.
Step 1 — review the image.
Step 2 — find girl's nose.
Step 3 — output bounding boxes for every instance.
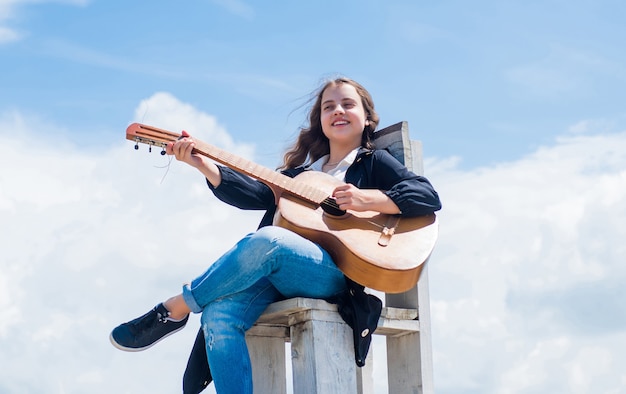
[333,104,345,114]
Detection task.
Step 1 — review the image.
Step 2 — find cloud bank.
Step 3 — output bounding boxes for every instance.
[0,94,624,393]
[426,128,626,393]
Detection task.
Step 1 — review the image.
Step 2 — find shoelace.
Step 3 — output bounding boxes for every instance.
[128,307,170,335]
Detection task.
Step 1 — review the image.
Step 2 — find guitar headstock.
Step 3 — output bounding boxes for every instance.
[126,123,182,153]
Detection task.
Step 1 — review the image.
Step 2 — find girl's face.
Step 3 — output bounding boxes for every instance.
[320,83,368,148]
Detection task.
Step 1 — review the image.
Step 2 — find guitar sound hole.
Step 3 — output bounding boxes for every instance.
[321,197,346,217]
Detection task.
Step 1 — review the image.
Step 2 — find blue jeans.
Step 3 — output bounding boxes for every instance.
[182,226,347,394]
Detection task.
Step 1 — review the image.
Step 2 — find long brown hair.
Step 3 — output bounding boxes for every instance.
[279,77,380,170]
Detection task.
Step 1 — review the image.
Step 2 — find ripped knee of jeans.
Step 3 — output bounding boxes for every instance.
[202,325,215,351]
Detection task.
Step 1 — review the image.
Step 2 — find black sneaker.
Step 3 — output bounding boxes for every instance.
[110,303,189,352]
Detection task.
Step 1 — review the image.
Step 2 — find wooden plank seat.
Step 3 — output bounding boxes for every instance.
[250,297,419,336]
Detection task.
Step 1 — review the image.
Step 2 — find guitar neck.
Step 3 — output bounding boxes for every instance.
[195,140,329,204]
[126,123,328,206]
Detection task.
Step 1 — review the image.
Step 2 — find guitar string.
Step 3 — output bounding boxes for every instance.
[139,103,175,184]
[157,156,174,185]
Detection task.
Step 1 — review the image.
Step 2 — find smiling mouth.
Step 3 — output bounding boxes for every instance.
[332,120,349,126]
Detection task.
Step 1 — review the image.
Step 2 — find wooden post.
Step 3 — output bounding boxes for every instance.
[384,136,435,394]
[290,308,357,393]
[247,325,288,393]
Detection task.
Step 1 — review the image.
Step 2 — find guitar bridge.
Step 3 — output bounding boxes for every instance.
[378,216,401,246]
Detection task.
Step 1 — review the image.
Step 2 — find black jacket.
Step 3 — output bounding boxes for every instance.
[210,148,441,223]
[182,148,441,393]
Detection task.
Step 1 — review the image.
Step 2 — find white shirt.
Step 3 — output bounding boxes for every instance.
[308,148,360,181]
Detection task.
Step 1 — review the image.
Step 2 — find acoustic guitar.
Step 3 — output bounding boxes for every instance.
[126,123,438,293]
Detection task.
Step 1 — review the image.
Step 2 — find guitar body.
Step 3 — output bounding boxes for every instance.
[273,171,438,293]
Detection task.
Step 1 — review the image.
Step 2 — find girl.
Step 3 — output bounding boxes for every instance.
[110,77,441,393]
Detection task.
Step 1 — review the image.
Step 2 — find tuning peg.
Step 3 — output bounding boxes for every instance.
[149,145,152,153]
[134,143,139,150]
[161,149,166,155]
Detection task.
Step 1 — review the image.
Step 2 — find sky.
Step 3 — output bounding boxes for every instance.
[1,0,625,393]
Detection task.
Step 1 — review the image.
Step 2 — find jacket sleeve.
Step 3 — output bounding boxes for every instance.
[370,150,442,217]
[206,166,276,210]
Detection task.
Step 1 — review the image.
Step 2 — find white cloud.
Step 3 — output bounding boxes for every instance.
[0,96,261,393]
[0,0,20,43]
[504,44,622,100]
[1,99,625,392]
[426,128,626,393]
[210,0,254,20]
[134,91,254,157]
[0,25,20,43]
[0,0,89,44]
[567,118,616,135]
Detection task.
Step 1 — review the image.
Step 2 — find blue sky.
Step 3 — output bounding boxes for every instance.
[4,0,624,168]
[1,1,626,393]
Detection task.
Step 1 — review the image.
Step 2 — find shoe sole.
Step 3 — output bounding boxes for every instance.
[109,325,187,352]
